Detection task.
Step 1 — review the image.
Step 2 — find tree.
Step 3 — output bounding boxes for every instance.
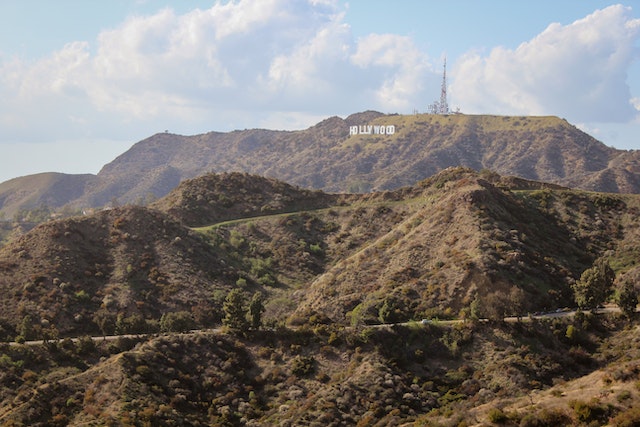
[378,297,401,324]
[160,311,196,333]
[616,278,638,319]
[480,291,510,322]
[249,292,265,329]
[17,314,35,341]
[572,259,615,312]
[508,287,526,321]
[223,289,248,333]
[115,313,148,335]
[93,309,116,338]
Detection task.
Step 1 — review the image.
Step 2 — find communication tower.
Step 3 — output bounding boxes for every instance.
[428,58,450,115]
[439,58,449,114]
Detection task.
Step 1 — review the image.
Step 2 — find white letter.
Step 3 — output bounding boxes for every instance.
[386,125,395,134]
[350,126,358,135]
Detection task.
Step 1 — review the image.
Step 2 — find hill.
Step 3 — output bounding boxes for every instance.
[1,170,640,424]
[0,172,97,218]
[1,169,639,335]
[3,317,640,426]
[2,112,640,218]
[0,205,245,337]
[151,171,343,227]
[86,113,640,198]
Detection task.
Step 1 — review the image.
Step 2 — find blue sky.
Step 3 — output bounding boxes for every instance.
[0,1,638,183]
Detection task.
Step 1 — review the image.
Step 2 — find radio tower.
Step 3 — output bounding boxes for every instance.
[428,57,450,114]
[438,58,449,114]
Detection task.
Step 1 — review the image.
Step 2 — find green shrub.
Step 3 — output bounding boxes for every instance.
[487,407,508,424]
[229,229,245,249]
[160,311,196,333]
[565,324,576,340]
[257,273,276,287]
[309,243,323,255]
[76,335,96,355]
[519,408,570,427]
[569,399,611,424]
[291,355,315,377]
[617,390,632,402]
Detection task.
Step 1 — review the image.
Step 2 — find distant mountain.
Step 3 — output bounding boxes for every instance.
[0,172,98,218]
[1,112,639,217]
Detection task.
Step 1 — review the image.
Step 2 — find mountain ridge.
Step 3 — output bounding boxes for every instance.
[1,112,639,218]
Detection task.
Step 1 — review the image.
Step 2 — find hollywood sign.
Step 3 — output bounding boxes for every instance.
[349,124,395,136]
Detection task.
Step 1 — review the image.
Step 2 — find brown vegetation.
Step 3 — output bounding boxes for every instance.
[0,168,640,424]
[3,112,640,218]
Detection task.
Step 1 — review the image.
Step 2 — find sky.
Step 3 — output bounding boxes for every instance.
[0,0,639,183]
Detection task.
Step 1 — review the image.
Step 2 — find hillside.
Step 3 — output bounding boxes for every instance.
[151,171,343,227]
[2,112,640,219]
[86,113,640,198]
[0,205,246,337]
[0,172,97,218]
[1,170,640,424]
[3,317,640,426]
[1,168,639,336]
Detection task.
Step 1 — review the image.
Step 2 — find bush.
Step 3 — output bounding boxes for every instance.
[116,314,148,335]
[487,407,508,424]
[76,335,96,355]
[617,390,632,402]
[519,408,571,427]
[569,399,611,424]
[74,289,90,302]
[611,406,640,427]
[160,311,196,333]
[309,243,323,255]
[291,355,315,377]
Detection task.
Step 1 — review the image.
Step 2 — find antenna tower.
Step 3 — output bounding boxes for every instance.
[428,57,450,114]
[439,58,449,114]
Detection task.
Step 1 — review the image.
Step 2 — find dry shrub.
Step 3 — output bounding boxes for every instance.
[519,408,571,427]
[611,406,640,427]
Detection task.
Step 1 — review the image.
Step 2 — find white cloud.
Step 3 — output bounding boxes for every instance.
[7,0,637,154]
[0,0,437,142]
[351,34,430,110]
[86,0,371,118]
[451,4,640,122]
